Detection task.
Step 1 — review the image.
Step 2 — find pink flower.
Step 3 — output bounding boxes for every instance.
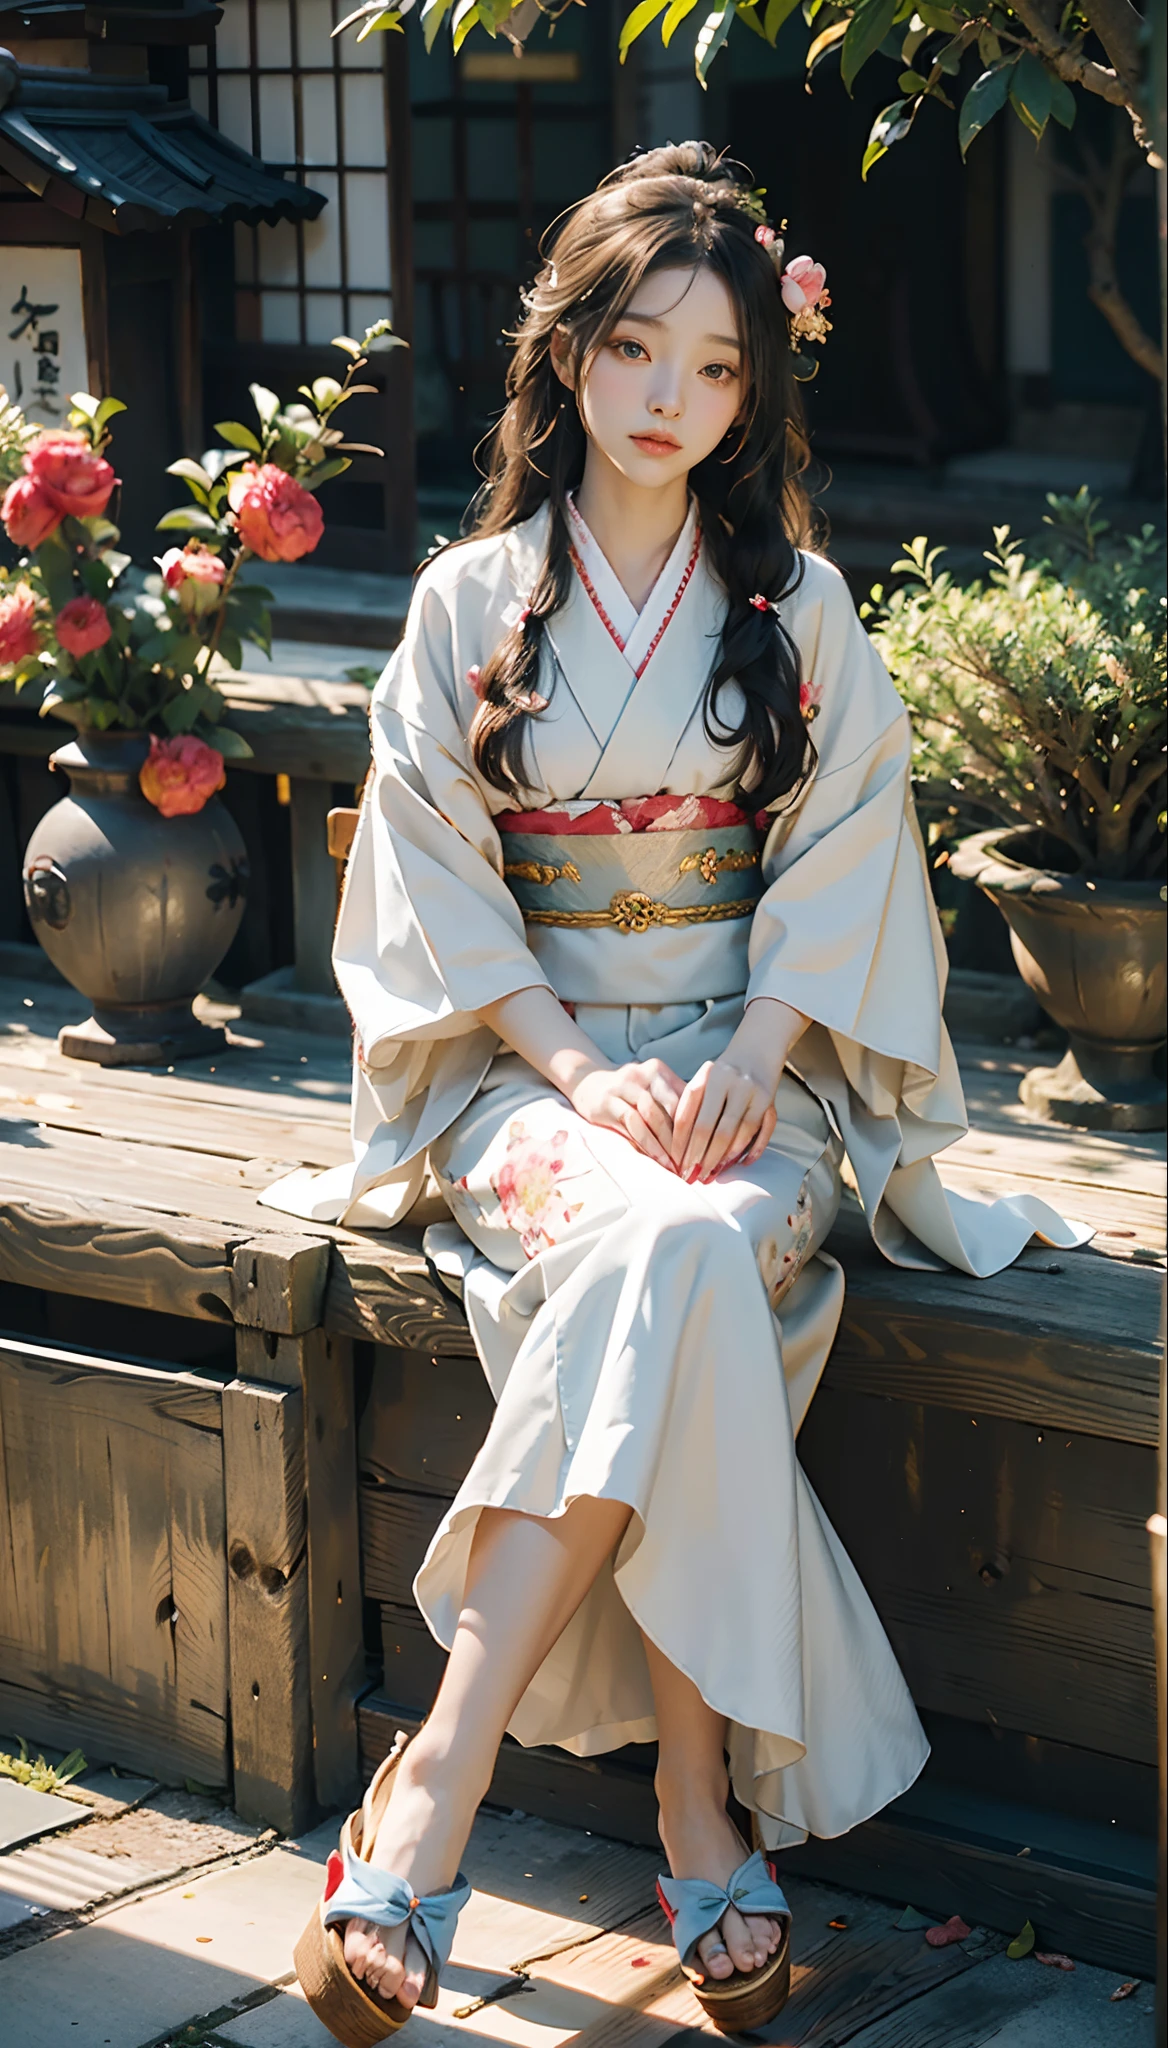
[2,473,61,548]
[780,255,828,316]
[139,733,226,818]
[25,430,118,521]
[159,544,227,616]
[0,583,40,666]
[490,1119,582,1258]
[55,595,112,657]
[799,676,823,722]
[227,462,324,563]
[466,664,485,698]
[754,224,775,248]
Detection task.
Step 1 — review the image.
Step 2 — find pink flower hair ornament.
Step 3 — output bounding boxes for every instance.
[753,220,832,371]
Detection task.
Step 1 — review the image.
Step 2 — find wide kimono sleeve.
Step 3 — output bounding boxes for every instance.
[265,547,552,1226]
[747,555,1089,1276]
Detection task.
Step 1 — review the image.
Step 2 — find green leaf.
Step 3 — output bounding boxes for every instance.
[695,1,734,81]
[841,0,898,92]
[311,376,345,409]
[166,456,215,493]
[249,382,281,427]
[419,0,455,52]
[1048,72,1076,128]
[334,0,397,31]
[161,692,202,734]
[155,505,222,535]
[898,69,927,90]
[451,0,480,53]
[94,397,127,432]
[216,630,244,673]
[862,98,914,178]
[895,1905,931,1929]
[733,0,769,37]
[1009,50,1052,141]
[661,0,701,46]
[914,2,959,26]
[959,63,1013,157]
[302,456,352,488]
[212,725,254,761]
[356,6,401,35]
[68,392,100,420]
[134,630,179,667]
[806,17,847,70]
[213,421,262,454]
[80,557,112,598]
[1007,1920,1036,1960]
[763,0,800,42]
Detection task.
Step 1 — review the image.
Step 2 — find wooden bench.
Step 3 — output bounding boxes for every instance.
[0,973,1161,1972]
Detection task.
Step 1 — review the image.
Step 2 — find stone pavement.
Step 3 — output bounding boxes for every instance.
[0,1762,1158,2048]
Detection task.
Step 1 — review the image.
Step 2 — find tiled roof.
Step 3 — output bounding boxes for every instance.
[0,64,325,232]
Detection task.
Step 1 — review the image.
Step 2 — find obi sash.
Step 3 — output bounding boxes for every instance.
[496,796,764,1005]
[499,795,764,934]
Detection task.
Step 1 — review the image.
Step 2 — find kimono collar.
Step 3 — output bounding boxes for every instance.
[565,493,701,681]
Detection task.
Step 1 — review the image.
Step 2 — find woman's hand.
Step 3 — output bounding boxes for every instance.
[566,1058,684,1171]
[478,984,684,1170]
[670,997,809,1183]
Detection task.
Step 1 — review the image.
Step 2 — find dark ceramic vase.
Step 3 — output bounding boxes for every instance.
[22,731,249,1065]
[951,827,1166,1132]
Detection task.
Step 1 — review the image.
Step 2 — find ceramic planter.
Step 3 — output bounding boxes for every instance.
[951,827,1166,1132]
[22,731,248,1065]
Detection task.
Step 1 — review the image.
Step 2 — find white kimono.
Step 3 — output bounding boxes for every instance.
[266,503,1086,1849]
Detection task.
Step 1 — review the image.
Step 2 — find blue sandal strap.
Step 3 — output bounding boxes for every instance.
[658,1849,790,1973]
[322,1840,471,1975]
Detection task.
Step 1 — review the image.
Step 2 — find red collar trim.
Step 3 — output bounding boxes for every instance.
[569,526,702,681]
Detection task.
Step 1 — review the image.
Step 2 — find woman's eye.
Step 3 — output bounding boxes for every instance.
[614,338,647,360]
[701,362,737,382]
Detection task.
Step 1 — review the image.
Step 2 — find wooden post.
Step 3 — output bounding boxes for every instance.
[236,1322,365,1815]
[289,778,341,997]
[222,1377,313,1834]
[232,1233,331,1335]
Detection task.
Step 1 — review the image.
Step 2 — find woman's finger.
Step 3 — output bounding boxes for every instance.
[645,1062,684,1120]
[715,1107,766,1178]
[695,1086,756,1182]
[635,1087,678,1161]
[743,1103,778,1165]
[622,1104,675,1171]
[680,1074,734,1181]
[671,1063,711,1167]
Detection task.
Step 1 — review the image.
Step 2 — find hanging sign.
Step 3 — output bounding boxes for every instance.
[2,246,89,427]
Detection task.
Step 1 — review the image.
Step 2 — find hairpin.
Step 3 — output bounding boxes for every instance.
[754,223,832,359]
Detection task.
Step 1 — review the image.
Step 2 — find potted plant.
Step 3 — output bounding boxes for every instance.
[867,493,1166,1131]
[0,325,394,1064]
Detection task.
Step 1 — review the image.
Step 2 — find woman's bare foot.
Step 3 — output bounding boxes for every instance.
[343,1733,486,2010]
[656,1769,783,1984]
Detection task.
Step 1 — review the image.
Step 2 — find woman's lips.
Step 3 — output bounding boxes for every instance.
[630,433,681,456]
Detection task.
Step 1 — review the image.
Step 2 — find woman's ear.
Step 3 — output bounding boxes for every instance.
[549,325,575,391]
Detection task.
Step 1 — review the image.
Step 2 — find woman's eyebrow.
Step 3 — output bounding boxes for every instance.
[620,310,741,350]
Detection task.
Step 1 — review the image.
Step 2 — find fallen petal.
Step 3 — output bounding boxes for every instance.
[1110,1982,1138,2001]
[1034,1952,1075,1971]
[925,1915,972,1947]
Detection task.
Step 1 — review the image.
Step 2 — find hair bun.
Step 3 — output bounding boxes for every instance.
[606,141,749,198]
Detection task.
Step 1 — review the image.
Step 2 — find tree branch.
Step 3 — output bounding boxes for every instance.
[1007,0,1133,111]
[1082,0,1145,94]
[1065,111,1165,382]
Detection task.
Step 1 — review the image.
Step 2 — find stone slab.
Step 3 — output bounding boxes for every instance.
[0,1920,265,2048]
[0,1779,84,1851]
[94,1848,323,1987]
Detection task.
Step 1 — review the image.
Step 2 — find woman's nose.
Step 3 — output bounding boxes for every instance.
[649,380,683,419]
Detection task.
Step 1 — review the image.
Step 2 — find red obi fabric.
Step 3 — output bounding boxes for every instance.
[498,794,768,836]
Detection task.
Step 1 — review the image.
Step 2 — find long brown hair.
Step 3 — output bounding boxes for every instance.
[463,141,818,807]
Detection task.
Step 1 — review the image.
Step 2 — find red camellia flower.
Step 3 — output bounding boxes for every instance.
[55,594,113,658]
[139,733,226,818]
[158,544,227,615]
[0,583,41,667]
[227,462,324,563]
[1,473,62,549]
[25,430,119,521]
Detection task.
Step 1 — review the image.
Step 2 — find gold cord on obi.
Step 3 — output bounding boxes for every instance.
[503,859,583,886]
[678,846,760,885]
[523,890,759,935]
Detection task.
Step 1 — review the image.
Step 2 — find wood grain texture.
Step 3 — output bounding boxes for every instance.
[222,1376,313,1833]
[380,1602,448,1714]
[300,1330,364,1810]
[231,1234,332,1335]
[326,1240,479,1356]
[360,1481,449,1608]
[0,1337,229,1785]
[0,1186,235,1322]
[358,1346,495,1495]
[800,1389,1157,1762]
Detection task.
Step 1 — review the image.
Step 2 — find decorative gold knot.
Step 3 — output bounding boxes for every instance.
[610,889,659,934]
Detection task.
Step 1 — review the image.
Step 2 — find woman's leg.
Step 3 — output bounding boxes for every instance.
[345,1494,633,2008]
[644,1634,783,1983]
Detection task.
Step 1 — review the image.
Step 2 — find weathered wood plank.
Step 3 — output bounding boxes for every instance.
[0,1186,235,1322]
[359,1346,495,1494]
[0,1337,229,1785]
[231,1234,332,1335]
[326,1241,479,1355]
[801,1390,1157,1762]
[222,1375,313,1833]
[380,1602,448,1715]
[360,1480,448,1608]
[0,1061,351,1168]
[299,1330,364,1811]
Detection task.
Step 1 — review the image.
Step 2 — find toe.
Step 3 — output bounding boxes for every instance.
[343,1917,374,1981]
[695,1925,735,1981]
[721,1905,760,1974]
[397,1932,430,2010]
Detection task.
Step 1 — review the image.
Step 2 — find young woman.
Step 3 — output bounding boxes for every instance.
[285,143,1084,2045]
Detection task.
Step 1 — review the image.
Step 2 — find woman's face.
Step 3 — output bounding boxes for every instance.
[558,264,745,493]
